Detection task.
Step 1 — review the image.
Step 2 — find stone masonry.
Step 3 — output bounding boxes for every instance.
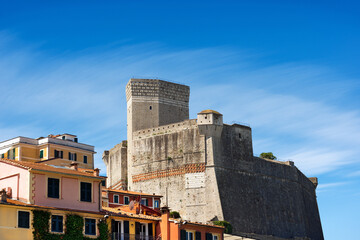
[103,78,324,240]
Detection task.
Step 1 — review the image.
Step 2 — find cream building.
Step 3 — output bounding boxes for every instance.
[0,134,95,169]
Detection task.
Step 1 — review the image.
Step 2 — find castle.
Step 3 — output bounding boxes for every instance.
[103,78,324,240]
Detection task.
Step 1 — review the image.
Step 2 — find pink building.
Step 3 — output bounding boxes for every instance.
[0,159,105,212]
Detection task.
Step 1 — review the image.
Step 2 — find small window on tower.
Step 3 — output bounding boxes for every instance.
[239,133,242,139]
[149,106,152,110]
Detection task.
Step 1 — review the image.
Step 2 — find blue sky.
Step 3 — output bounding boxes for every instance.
[0,1,359,239]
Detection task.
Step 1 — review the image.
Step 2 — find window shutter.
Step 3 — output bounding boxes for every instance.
[61,151,63,159]
[124,221,129,234]
[180,229,186,240]
[196,232,201,240]
[206,233,213,240]
[68,152,71,160]
[74,153,77,161]
[148,223,153,236]
[146,198,149,206]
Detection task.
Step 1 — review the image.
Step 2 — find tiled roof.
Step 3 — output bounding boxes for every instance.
[1,199,104,215]
[104,188,162,197]
[0,158,105,179]
[102,206,160,221]
[199,109,222,115]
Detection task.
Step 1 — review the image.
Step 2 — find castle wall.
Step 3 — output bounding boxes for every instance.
[214,125,323,239]
[130,120,209,221]
[103,141,127,189]
[126,121,323,239]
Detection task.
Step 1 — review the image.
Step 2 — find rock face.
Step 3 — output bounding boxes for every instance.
[103,78,324,240]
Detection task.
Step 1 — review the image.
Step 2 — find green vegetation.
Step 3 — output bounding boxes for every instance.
[260,152,277,160]
[213,220,232,234]
[170,211,181,218]
[32,210,109,240]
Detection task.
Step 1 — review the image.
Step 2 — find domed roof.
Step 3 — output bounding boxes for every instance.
[199,109,222,115]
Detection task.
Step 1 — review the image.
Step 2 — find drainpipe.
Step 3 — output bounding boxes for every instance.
[160,206,170,240]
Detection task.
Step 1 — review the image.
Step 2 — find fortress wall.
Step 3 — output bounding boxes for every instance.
[212,124,323,239]
[130,122,208,221]
[103,141,128,189]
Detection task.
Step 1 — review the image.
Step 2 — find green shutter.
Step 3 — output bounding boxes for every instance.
[40,150,43,158]
[180,229,186,240]
[196,232,201,240]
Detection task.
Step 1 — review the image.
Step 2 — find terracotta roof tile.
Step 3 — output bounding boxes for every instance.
[102,206,160,221]
[104,188,162,197]
[1,199,104,215]
[0,158,105,179]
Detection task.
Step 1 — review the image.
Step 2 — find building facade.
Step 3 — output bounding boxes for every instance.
[103,188,161,211]
[0,134,95,169]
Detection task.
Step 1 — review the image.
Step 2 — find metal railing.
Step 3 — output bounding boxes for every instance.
[112,233,154,240]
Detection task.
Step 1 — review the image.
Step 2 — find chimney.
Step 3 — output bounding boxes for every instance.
[0,189,7,203]
[160,206,170,240]
[70,162,78,171]
[94,168,100,177]
[6,187,12,198]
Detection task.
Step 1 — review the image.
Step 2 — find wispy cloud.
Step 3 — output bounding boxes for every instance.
[348,170,360,177]
[0,31,359,176]
[317,182,349,192]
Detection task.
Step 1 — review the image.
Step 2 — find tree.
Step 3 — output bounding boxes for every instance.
[260,152,277,160]
[170,211,181,218]
[213,221,232,234]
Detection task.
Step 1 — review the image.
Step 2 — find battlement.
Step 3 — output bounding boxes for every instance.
[126,79,190,106]
[132,119,197,140]
[126,79,190,134]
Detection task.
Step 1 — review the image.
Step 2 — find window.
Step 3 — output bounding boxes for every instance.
[114,195,119,203]
[69,152,76,161]
[18,211,30,228]
[149,106,152,110]
[48,178,60,198]
[81,182,92,202]
[195,232,201,240]
[40,150,44,158]
[54,150,63,159]
[51,215,63,233]
[85,218,96,235]
[185,231,194,240]
[213,235,218,240]
[62,136,65,140]
[124,196,129,205]
[205,233,213,240]
[141,198,148,206]
[154,200,159,208]
[83,155,88,164]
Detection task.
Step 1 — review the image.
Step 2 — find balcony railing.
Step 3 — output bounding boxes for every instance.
[111,233,154,240]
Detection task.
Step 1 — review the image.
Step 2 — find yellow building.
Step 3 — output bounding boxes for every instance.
[0,134,95,169]
[0,198,105,239]
[0,197,158,240]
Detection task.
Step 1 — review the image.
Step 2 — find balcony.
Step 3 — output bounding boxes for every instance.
[111,233,155,240]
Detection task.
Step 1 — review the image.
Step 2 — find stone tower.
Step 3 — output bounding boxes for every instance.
[125,78,190,189]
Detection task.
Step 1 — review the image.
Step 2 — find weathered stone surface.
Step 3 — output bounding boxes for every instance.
[104,79,324,240]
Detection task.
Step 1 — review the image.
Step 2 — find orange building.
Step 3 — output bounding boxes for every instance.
[159,206,224,240]
[103,188,162,211]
